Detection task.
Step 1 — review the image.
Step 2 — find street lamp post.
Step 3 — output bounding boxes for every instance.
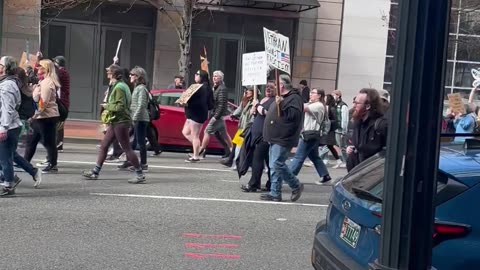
[369,0,451,269]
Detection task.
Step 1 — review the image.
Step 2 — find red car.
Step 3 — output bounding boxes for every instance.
[150,89,238,154]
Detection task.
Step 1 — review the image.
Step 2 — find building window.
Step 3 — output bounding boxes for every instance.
[383,0,480,102]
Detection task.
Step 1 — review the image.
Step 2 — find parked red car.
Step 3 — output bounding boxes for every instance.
[150,89,238,153]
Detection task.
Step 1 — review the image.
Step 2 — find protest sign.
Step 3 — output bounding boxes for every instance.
[175,84,203,106]
[242,51,267,86]
[263,27,290,75]
[448,93,466,114]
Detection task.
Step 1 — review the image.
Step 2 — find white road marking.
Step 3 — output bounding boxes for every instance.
[34,159,232,172]
[220,180,240,183]
[91,193,329,207]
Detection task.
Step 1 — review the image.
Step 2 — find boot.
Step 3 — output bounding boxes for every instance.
[219,144,236,167]
[214,131,231,158]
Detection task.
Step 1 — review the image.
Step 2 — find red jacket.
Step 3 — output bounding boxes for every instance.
[56,67,70,109]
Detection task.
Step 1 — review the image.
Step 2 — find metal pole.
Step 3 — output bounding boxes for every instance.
[369,0,451,269]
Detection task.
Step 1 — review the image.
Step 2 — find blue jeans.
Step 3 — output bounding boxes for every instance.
[269,144,300,198]
[131,121,148,165]
[289,139,329,178]
[0,128,21,185]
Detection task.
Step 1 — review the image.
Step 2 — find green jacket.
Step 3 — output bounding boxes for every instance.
[130,84,150,122]
[101,81,132,124]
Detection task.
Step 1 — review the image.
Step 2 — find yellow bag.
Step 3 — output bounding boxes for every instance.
[231,129,244,146]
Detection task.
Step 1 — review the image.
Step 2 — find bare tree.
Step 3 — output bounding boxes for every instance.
[38,0,212,79]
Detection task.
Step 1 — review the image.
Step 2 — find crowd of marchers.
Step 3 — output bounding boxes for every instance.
[1,52,393,201]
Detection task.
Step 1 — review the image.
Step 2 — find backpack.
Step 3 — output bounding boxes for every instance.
[145,89,160,120]
[320,105,331,137]
[18,91,36,120]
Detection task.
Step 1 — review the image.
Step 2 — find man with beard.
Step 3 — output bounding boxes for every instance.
[346,88,388,172]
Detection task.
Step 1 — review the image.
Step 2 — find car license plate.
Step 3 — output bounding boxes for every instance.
[340,217,361,248]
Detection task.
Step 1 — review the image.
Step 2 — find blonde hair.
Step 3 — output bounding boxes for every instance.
[39,59,60,88]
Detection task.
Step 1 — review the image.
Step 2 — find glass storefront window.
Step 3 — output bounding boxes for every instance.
[456,36,480,61]
[453,62,480,87]
[459,10,480,35]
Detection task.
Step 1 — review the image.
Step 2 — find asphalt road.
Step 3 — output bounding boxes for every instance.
[2,144,348,270]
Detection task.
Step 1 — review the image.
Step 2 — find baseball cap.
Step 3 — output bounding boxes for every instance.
[377,89,390,102]
[332,90,342,97]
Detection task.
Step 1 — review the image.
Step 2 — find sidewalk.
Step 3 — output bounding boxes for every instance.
[64,120,102,143]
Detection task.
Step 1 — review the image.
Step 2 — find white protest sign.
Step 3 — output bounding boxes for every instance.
[242,51,267,86]
[263,27,290,75]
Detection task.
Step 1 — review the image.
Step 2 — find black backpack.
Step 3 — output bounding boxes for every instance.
[144,89,160,120]
[18,91,36,120]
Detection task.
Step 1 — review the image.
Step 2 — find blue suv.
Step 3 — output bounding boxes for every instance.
[312,144,480,270]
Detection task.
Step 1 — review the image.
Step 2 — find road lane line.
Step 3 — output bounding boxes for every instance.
[184,253,241,260]
[185,243,240,249]
[182,233,242,240]
[91,193,329,207]
[37,159,232,172]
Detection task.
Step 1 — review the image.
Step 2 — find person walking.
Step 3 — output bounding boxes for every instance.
[220,87,254,168]
[319,94,342,168]
[24,59,60,173]
[182,70,212,162]
[198,70,232,159]
[289,88,332,185]
[53,56,70,152]
[332,90,349,168]
[242,81,276,192]
[82,64,145,183]
[260,75,304,202]
[117,66,150,171]
[0,56,24,196]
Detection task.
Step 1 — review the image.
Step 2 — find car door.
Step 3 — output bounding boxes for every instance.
[151,91,190,147]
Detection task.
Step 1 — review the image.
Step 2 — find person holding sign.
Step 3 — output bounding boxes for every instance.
[260,75,304,202]
[182,70,213,162]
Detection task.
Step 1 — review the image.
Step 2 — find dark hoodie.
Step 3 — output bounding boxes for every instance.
[263,89,304,148]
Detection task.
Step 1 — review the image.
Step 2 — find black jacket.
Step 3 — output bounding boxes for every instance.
[301,87,310,103]
[212,83,229,119]
[185,83,210,124]
[346,112,388,171]
[263,89,304,148]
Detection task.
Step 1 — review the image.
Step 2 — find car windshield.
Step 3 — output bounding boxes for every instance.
[342,155,448,201]
[154,92,182,106]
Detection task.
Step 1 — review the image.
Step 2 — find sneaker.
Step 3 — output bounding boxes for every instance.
[41,164,58,174]
[339,163,347,168]
[117,162,131,171]
[104,156,121,163]
[315,175,332,185]
[82,170,99,180]
[128,174,146,184]
[36,160,48,167]
[332,160,343,169]
[185,157,200,163]
[323,159,330,165]
[57,142,64,152]
[150,151,162,157]
[12,175,22,188]
[303,161,314,167]
[291,183,304,202]
[259,193,282,202]
[129,164,149,173]
[33,168,42,188]
[0,186,15,196]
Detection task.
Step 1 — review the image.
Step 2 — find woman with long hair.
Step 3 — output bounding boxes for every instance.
[182,70,212,162]
[319,94,342,168]
[24,59,60,173]
[288,88,331,183]
[117,66,150,171]
[82,64,145,183]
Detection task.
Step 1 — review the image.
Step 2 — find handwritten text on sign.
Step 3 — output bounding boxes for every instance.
[263,27,290,75]
[242,51,267,86]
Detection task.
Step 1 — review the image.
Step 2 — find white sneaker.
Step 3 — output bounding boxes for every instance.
[339,163,347,168]
[33,168,42,188]
[303,161,314,167]
[36,160,48,167]
[323,159,330,165]
[332,160,343,169]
